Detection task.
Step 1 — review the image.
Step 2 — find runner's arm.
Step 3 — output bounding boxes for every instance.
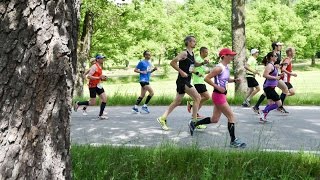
[87,65,100,80]
[204,66,224,92]
[170,51,188,76]
[263,64,280,80]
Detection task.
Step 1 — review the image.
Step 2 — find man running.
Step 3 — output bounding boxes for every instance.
[280,47,297,105]
[242,48,261,107]
[132,50,157,113]
[74,54,108,120]
[156,35,208,130]
[187,47,210,118]
[253,42,289,114]
[188,48,246,148]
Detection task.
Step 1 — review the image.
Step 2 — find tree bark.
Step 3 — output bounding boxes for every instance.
[0,0,79,179]
[232,0,247,97]
[75,10,94,97]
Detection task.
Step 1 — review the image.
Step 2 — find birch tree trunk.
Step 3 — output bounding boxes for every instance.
[232,0,247,97]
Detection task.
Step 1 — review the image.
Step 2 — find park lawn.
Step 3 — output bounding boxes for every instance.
[71,145,320,179]
[75,68,320,106]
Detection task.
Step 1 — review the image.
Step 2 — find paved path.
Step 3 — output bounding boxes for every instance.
[71,106,320,151]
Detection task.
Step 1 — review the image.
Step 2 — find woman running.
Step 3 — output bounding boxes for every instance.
[188,48,246,148]
[259,52,285,122]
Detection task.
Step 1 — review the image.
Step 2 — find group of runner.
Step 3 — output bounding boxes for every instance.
[73,35,297,148]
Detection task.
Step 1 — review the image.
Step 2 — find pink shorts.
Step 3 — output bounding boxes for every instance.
[212,92,227,105]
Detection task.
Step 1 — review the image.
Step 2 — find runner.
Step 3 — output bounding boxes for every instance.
[132,50,158,113]
[280,47,297,105]
[156,35,208,131]
[252,42,289,114]
[188,48,246,148]
[81,58,97,115]
[187,46,211,119]
[242,48,261,107]
[73,54,108,119]
[259,52,286,122]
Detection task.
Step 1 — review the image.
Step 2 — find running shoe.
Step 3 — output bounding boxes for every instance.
[242,100,250,107]
[98,115,109,120]
[141,106,150,114]
[230,138,246,148]
[82,109,88,116]
[188,120,196,136]
[196,125,207,129]
[73,101,79,112]
[259,111,268,123]
[277,107,289,113]
[242,102,250,107]
[252,106,260,114]
[157,117,169,131]
[187,101,193,113]
[132,107,139,113]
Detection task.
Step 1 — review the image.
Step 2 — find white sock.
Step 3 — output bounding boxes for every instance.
[134,105,138,108]
[143,104,147,107]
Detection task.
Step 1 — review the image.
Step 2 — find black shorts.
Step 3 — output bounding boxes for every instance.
[246,77,259,88]
[285,82,293,89]
[263,87,280,101]
[194,84,207,94]
[140,81,150,87]
[89,87,105,98]
[176,78,193,94]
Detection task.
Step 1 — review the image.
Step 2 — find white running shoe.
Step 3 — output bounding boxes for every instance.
[98,115,109,120]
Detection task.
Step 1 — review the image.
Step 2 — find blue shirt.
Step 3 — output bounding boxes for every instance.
[136,60,152,82]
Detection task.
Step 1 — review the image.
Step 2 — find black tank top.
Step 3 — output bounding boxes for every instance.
[178,50,195,80]
[275,51,281,65]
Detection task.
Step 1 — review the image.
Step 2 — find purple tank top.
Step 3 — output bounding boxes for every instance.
[263,63,278,88]
[214,63,230,89]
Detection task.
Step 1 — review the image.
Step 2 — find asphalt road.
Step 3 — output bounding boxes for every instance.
[71,106,320,152]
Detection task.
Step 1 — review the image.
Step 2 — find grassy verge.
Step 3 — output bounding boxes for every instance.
[73,92,320,106]
[71,145,320,179]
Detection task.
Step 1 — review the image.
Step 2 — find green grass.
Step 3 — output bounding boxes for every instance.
[71,145,320,179]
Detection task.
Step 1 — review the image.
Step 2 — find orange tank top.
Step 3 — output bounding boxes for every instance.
[281,58,292,83]
[89,63,102,88]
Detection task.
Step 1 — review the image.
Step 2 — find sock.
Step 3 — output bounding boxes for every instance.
[99,102,107,116]
[135,97,143,106]
[145,95,152,105]
[78,101,89,106]
[83,106,87,111]
[254,94,266,108]
[246,97,250,102]
[195,117,211,126]
[280,93,286,105]
[228,122,236,142]
[263,103,278,113]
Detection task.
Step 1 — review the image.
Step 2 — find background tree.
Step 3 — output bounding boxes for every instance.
[0,0,79,179]
[295,0,320,66]
[232,0,247,96]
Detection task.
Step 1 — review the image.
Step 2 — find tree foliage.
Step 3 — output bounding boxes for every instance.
[79,0,318,65]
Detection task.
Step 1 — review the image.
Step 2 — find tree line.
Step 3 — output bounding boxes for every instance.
[79,0,320,66]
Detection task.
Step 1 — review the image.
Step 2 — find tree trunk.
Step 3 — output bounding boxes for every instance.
[311,55,316,66]
[75,10,94,97]
[0,0,79,179]
[232,0,247,97]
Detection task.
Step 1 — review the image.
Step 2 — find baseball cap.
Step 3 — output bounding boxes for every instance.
[95,54,105,59]
[272,42,284,47]
[219,48,237,57]
[250,48,259,55]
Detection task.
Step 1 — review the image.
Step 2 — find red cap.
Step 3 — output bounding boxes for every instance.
[219,48,237,57]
